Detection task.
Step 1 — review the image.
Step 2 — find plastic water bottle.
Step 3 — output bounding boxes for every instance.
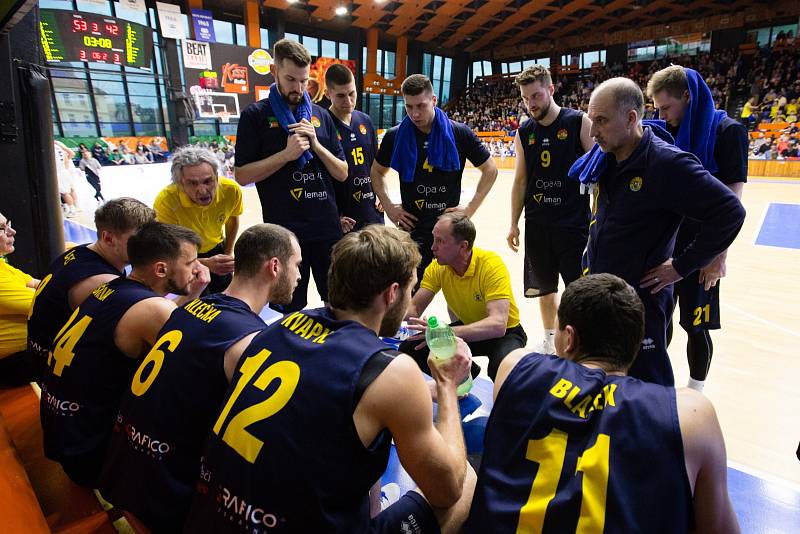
[425,316,473,396]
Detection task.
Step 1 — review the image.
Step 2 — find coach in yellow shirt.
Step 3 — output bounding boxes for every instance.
[402,212,527,380]
[155,146,243,293]
[0,213,40,386]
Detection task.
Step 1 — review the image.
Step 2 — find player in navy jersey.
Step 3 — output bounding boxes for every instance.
[466,274,740,534]
[507,65,593,355]
[234,39,348,312]
[325,63,384,233]
[99,224,301,532]
[39,222,209,488]
[27,198,154,380]
[372,74,497,283]
[185,225,476,533]
[648,65,747,392]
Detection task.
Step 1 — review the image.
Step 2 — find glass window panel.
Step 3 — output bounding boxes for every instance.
[538,57,550,68]
[62,122,98,137]
[424,54,433,78]
[511,61,522,73]
[523,59,535,69]
[149,7,157,29]
[100,122,133,136]
[235,24,246,46]
[376,50,383,75]
[302,35,319,56]
[129,95,159,123]
[193,121,217,136]
[322,39,336,57]
[385,51,395,77]
[433,55,442,81]
[382,96,394,130]
[361,92,369,114]
[561,55,570,66]
[53,123,61,136]
[441,81,450,104]
[92,80,125,94]
[115,3,147,24]
[285,32,299,42]
[369,94,380,129]
[395,97,404,123]
[134,123,162,136]
[39,0,71,9]
[482,60,492,76]
[183,14,190,38]
[52,78,90,93]
[56,93,94,122]
[261,28,270,49]
[94,94,130,122]
[339,42,349,60]
[75,0,110,15]
[127,82,158,96]
[219,122,238,136]
[362,47,367,73]
[502,63,508,74]
[214,20,234,44]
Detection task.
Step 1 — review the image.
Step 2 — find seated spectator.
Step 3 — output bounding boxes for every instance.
[148,138,165,162]
[0,213,40,387]
[466,274,739,533]
[108,148,126,165]
[92,143,109,165]
[120,144,134,164]
[402,212,527,381]
[133,145,150,164]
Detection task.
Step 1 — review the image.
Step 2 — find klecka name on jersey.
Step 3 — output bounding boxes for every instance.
[41,383,81,415]
[113,413,172,458]
[215,484,284,532]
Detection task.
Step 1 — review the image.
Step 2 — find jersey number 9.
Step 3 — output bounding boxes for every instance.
[540,150,551,168]
[212,348,300,464]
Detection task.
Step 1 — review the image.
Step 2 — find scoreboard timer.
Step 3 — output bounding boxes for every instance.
[39,9,153,68]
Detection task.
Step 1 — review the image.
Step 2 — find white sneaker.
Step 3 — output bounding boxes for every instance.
[534,339,556,355]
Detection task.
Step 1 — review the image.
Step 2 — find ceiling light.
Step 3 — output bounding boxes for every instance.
[287,0,298,4]
[335,6,348,15]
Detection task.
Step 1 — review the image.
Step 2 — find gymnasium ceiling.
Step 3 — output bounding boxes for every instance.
[209,0,796,56]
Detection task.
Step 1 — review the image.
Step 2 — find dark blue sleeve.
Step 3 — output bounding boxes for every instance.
[321,112,345,160]
[234,105,263,168]
[454,122,491,167]
[713,120,748,185]
[662,152,746,277]
[376,127,396,168]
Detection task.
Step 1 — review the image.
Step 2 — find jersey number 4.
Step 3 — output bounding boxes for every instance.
[212,348,300,464]
[518,429,610,533]
[49,307,92,377]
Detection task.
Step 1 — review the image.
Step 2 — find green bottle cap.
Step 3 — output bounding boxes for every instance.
[428,316,439,328]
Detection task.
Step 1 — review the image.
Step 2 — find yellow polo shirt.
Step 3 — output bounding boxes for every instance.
[421,247,520,329]
[154,177,243,253]
[0,260,34,358]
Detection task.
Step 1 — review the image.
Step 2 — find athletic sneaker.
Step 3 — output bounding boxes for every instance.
[533,339,556,355]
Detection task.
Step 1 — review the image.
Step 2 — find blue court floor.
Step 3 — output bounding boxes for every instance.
[64,219,800,530]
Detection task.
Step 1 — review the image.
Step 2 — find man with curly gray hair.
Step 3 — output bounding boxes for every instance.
[154,145,243,293]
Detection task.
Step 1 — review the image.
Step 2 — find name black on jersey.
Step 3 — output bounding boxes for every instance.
[27,244,122,373]
[99,293,266,532]
[518,108,589,229]
[185,307,393,533]
[466,354,692,533]
[39,277,158,486]
[329,109,384,230]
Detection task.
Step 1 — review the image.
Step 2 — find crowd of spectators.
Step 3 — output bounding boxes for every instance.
[481,138,515,158]
[73,139,168,167]
[187,139,236,179]
[448,39,800,160]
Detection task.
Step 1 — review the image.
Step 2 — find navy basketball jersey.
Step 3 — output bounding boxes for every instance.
[39,277,158,480]
[329,109,384,230]
[519,108,589,229]
[466,354,692,533]
[185,307,392,533]
[99,294,266,532]
[27,245,122,372]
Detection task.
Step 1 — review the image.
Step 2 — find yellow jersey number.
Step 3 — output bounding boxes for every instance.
[212,348,300,463]
[540,149,551,168]
[517,429,610,533]
[422,158,434,172]
[130,329,183,396]
[351,147,364,165]
[27,273,53,319]
[49,307,92,377]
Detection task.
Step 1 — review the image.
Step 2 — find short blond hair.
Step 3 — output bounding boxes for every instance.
[327,225,421,310]
[515,65,552,88]
[646,65,688,100]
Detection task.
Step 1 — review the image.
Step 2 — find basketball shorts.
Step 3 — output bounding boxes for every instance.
[370,491,440,534]
[674,270,721,333]
[524,220,587,297]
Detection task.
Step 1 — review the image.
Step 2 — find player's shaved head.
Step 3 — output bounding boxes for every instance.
[591,77,644,119]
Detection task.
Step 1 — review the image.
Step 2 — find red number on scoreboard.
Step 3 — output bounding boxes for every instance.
[91,22,99,33]
[79,49,87,60]
[73,19,87,32]
[105,23,119,36]
[113,53,121,64]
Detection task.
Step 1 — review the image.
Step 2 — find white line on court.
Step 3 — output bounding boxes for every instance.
[727,460,800,493]
[724,303,800,339]
[752,204,769,246]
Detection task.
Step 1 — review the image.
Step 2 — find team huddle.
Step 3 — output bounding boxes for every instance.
[26,38,746,533]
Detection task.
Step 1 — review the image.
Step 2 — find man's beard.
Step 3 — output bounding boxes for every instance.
[271,270,298,305]
[166,276,190,296]
[378,292,407,338]
[531,98,551,121]
[277,79,303,105]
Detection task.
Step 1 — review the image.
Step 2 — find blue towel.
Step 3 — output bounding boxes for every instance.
[390,107,460,183]
[568,121,675,193]
[671,68,727,174]
[268,83,314,168]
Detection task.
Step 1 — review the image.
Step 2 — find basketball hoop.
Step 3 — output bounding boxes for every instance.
[218,111,231,123]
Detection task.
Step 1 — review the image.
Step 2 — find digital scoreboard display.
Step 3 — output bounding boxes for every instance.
[39,9,153,69]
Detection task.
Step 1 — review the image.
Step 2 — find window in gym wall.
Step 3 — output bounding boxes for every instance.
[214,20,234,44]
[339,42,349,60]
[235,24,246,46]
[75,0,110,15]
[261,28,270,49]
[285,32,299,42]
[303,36,320,57]
[322,39,336,58]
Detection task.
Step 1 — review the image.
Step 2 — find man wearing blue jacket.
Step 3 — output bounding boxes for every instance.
[584,78,745,386]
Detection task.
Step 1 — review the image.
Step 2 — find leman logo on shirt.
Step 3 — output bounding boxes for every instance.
[629,176,643,192]
[415,199,425,210]
[359,124,367,135]
[353,191,362,202]
[291,188,303,201]
[311,116,321,128]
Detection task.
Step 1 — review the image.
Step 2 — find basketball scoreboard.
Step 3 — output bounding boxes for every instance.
[39,9,153,69]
